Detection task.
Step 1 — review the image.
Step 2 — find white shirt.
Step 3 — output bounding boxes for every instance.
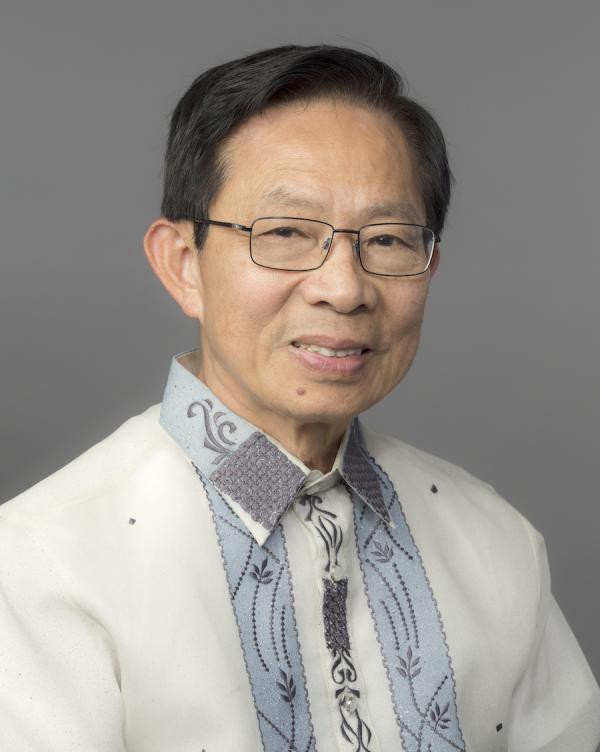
[1,349,599,752]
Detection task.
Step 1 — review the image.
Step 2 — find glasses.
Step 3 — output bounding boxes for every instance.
[193,216,438,277]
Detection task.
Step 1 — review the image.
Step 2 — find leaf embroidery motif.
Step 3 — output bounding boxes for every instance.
[371,539,394,563]
[276,669,297,703]
[250,558,274,584]
[430,701,451,730]
[397,646,421,680]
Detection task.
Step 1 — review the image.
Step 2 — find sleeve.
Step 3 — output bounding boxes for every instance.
[0,512,127,751]
[507,526,600,752]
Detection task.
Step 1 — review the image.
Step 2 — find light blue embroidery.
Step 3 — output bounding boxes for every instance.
[160,352,463,750]
[352,449,465,752]
[198,468,316,752]
[159,353,392,533]
[160,354,307,534]
[159,354,256,475]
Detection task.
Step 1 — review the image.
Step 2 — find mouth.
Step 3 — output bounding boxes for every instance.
[289,339,373,376]
[291,341,371,358]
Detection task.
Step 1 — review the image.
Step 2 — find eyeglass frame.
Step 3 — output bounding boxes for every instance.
[192,216,440,277]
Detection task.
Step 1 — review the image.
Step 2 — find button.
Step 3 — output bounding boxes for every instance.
[339,693,357,713]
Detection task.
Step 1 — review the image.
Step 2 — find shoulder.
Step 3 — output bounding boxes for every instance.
[362,421,498,493]
[360,422,547,578]
[361,423,552,666]
[362,421,533,521]
[0,404,186,526]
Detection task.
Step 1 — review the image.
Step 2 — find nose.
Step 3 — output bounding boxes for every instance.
[302,230,375,313]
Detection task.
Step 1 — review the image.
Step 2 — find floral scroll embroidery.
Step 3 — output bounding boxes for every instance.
[198,467,316,752]
[352,458,465,752]
[187,398,237,465]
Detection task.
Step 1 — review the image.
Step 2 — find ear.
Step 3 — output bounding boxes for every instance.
[143,218,204,320]
[429,243,441,277]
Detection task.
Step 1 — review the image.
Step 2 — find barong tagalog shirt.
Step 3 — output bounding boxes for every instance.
[1,350,599,752]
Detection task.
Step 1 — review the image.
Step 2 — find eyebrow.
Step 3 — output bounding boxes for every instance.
[364,201,422,223]
[260,187,325,213]
[259,187,423,224]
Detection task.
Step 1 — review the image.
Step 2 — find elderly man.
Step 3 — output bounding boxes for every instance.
[1,45,599,752]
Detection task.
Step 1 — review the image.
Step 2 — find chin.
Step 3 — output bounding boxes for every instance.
[282,389,376,424]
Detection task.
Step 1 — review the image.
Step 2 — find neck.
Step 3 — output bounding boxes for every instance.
[264,420,347,474]
[197,364,349,474]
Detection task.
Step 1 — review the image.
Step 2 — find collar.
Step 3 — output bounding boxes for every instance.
[159,349,392,545]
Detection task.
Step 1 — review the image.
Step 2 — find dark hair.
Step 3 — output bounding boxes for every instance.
[161,44,453,248]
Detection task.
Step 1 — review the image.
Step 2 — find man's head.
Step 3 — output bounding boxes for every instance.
[160,45,451,249]
[144,45,452,447]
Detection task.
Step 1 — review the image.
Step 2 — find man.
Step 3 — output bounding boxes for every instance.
[1,45,598,752]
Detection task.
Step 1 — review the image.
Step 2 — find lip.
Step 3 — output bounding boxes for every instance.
[289,339,372,376]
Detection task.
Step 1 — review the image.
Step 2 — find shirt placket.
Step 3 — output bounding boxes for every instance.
[295,484,378,752]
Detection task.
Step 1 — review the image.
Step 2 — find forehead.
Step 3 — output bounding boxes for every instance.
[215,99,424,222]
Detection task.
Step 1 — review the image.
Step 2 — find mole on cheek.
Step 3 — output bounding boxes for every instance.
[296,388,306,396]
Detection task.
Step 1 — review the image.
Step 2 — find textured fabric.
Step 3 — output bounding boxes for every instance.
[323,578,351,653]
[0,349,599,752]
[211,432,305,531]
[342,421,391,526]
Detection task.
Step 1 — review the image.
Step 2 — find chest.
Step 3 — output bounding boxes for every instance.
[114,482,524,751]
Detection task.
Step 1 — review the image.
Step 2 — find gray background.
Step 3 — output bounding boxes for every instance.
[1,0,598,687]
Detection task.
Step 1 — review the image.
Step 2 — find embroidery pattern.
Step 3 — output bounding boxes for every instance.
[323,578,350,651]
[212,432,306,531]
[299,494,374,751]
[352,457,465,752]
[188,398,238,464]
[342,430,390,525]
[162,358,463,751]
[198,466,316,752]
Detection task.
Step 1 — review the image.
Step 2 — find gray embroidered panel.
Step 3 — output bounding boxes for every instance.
[211,432,306,531]
[199,468,316,752]
[323,578,351,653]
[352,458,466,752]
[343,421,391,526]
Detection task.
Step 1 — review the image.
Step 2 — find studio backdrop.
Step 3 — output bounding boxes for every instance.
[1,0,598,682]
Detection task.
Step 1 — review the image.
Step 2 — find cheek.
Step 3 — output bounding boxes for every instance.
[380,283,431,382]
[387,282,430,339]
[202,262,292,352]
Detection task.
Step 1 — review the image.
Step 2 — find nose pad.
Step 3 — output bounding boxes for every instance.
[320,232,361,265]
[321,236,359,254]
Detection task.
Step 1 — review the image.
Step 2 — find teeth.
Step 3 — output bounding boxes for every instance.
[296,343,363,358]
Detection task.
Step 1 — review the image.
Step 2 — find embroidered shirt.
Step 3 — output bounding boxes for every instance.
[0,348,598,751]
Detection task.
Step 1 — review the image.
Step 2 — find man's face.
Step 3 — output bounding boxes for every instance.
[189,99,438,429]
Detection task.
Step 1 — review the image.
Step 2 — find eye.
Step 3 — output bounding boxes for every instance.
[373,234,396,246]
[265,226,305,239]
[371,233,413,249]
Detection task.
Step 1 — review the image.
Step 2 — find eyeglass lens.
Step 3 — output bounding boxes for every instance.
[249,217,434,275]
